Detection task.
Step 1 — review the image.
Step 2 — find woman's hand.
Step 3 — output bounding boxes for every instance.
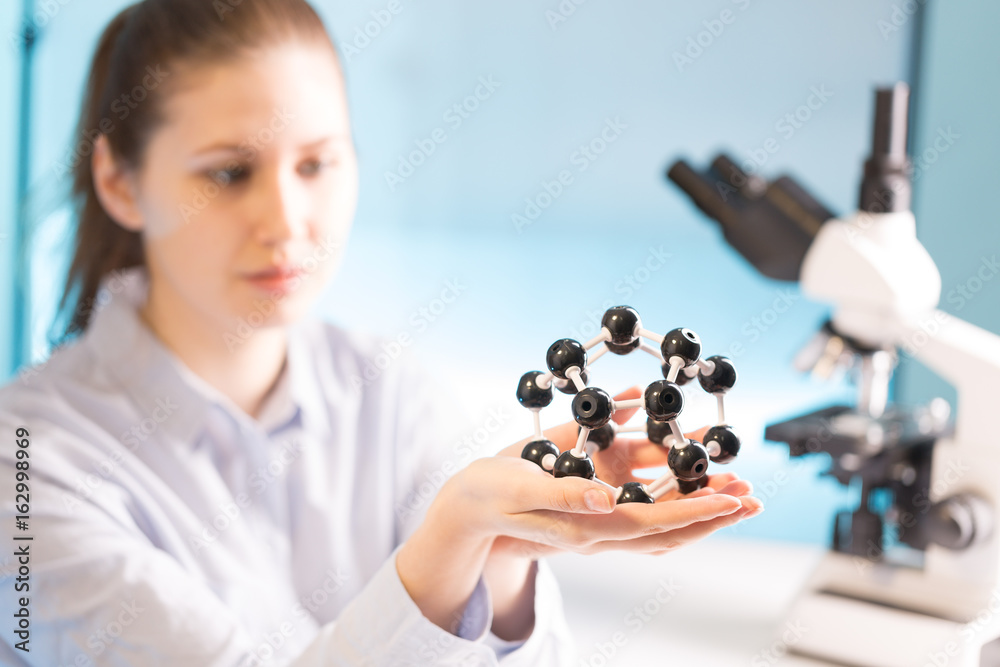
[397,385,761,636]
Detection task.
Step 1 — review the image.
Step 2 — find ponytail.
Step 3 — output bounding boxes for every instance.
[57,5,144,343]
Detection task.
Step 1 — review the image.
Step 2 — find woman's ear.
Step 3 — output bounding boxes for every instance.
[92,134,144,232]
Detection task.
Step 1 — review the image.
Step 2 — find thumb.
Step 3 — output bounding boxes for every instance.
[534,474,618,514]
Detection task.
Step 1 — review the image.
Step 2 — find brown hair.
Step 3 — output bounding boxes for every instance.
[57,0,338,342]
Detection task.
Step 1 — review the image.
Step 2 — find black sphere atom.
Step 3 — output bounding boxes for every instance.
[553,450,596,479]
[698,355,738,394]
[607,339,640,356]
[555,370,589,395]
[704,425,741,464]
[584,423,616,451]
[668,440,709,481]
[617,481,655,504]
[521,439,559,472]
[546,338,587,379]
[644,380,684,421]
[572,387,614,429]
[677,475,710,495]
[516,371,554,409]
[646,417,673,446]
[601,306,641,345]
[661,328,702,367]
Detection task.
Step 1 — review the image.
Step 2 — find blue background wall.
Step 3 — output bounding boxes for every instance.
[6,0,993,547]
[0,1,19,379]
[896,0,1000,408]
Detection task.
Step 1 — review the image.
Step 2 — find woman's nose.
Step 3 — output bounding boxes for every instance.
[254,171,307,245]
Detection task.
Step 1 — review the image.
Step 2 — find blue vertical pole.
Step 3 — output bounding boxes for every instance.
[12,0,36,373]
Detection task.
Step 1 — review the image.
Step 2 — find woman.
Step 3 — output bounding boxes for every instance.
[0,0,761,664]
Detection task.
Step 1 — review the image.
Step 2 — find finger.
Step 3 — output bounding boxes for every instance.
[510,492,743,547]
[705,472,737,489]
[716,479,753,497]
[514,472,620,515]
[587,500,762,554]
[610,385,642,425]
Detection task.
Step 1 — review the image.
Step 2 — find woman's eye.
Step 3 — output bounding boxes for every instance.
[300,159,335,177]
[208,165,249,185]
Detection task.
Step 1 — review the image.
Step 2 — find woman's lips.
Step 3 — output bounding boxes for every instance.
[243,266,304,294]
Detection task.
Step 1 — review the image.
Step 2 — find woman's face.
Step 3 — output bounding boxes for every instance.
[130,43,358,335]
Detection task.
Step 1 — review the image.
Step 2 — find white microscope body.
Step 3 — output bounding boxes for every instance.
[668,83,1000,666]
[788,207,1000,667]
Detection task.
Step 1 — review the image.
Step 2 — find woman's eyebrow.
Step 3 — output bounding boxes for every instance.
[300,135,352,149]
[190,134,350,158]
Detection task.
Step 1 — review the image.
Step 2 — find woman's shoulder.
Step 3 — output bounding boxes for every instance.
[0,340,124,469]
[0,338,100,417]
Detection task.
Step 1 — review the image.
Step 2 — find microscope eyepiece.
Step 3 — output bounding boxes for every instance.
[859,83,913,213]
[666,156,834,282]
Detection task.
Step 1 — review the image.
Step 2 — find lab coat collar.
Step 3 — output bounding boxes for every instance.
[83,266,328,448]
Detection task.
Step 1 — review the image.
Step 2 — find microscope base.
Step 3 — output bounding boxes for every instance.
[778,553,1000,667]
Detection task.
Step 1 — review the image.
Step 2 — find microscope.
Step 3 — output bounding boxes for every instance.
[667,84,1000,666]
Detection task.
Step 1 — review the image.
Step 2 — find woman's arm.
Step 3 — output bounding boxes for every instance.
[481,550,537,641]
[395,510,496,635]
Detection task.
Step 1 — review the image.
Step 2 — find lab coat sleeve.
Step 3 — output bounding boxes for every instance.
[0,408,579,667]
[295,544,578,666]
[362,351,579,666]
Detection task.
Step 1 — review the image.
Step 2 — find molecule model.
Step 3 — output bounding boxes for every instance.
[516,305,741,505]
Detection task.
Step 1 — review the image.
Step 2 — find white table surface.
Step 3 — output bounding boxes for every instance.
[549,536,836,666]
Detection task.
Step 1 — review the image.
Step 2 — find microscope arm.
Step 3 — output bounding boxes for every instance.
[892,309,1000,442]
[799,208,1000,444]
